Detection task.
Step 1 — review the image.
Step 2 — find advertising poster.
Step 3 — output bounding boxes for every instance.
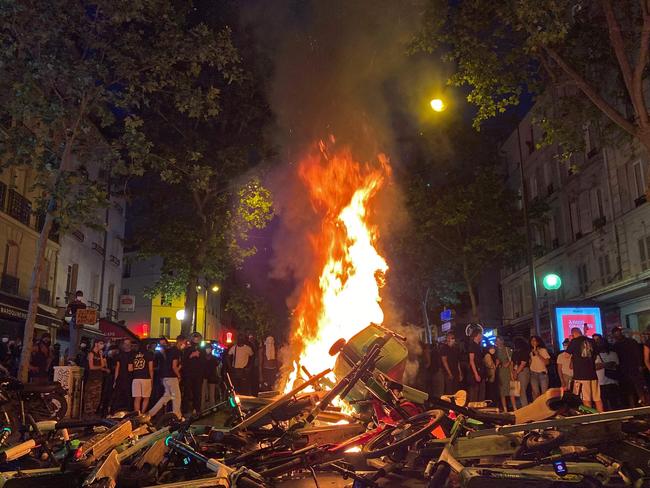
[555,306,603,344]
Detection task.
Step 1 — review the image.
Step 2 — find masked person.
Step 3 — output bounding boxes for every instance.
[130,341,154,413]
[112,339,134,412]
[260,335,279,391]
[29,334,52,384]
[182,332,204,415]
[228,334,254,395]
[148,335,185,419]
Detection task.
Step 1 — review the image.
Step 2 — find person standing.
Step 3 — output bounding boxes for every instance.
[29,334,52,384]
[112,339,134,412]
[85,340,109,416]
[440,332,462,394]
[130,341,154,413]
[467,330,485,402]
[426,341,445,399]
[203,344,219,409]
[65,290,87,360]
[260,335,279,392]
[483,345,498,405]
[495,337,514,412]
[246,331,260,397]
[100,345,118,415]
[148,335,185,419]
[511,337,531,407]
[228,334,254,395]
[529,336,551,399]
[612,326,646,407]
[567,327,603,412]
[182,332,204,415]
[556,338,573,390]
[593,334,620,411]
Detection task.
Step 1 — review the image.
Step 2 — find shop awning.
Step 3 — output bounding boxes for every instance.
[98,319,139,341]
[0,291,63,329]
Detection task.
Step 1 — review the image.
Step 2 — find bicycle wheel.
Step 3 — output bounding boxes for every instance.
[362,410,445,459]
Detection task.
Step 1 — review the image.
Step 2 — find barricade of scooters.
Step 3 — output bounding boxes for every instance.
[2,324,650,488]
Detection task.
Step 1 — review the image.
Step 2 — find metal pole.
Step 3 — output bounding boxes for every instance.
[516,125,541,336]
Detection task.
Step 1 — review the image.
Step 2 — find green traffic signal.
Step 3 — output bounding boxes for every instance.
[542,273,562,291]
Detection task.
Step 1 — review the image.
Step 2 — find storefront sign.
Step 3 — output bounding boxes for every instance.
[441,321,452,332]
[118,295,135,312]
[555,306,603,345]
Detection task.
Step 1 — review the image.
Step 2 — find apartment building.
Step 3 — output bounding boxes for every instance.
[500,105,650,343]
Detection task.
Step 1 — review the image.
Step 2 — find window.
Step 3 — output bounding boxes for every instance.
[638,236,650,271]
[65,264,78,295]
[159,317,171,337]
[569,200,580,238]
[122,260,131,279]
[593,188,605,220]
[3,242,19,277]
[513,284,524,317]
[598,255,612,286]
[90,273,99,304]
[160,295,172,306]
[40,259,50,289]
[633,161,646,199]
[107,283,115,311]
[577,263,589,294]
[529,176,538,200]
[584,122,598,156]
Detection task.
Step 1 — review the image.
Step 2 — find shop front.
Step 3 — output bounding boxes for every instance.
[0,291,62,339]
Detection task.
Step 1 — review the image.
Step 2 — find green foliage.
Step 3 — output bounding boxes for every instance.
[414,0,646,155]
[224,285,276,337]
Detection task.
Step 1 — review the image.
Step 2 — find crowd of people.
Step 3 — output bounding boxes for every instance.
[426,325,650,412]
[0,329,280,421]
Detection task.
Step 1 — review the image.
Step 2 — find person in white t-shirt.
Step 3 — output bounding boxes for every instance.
[556,338,573,389]
[529,335,551,399]
[593,333,620,411]
[228,335,254,395]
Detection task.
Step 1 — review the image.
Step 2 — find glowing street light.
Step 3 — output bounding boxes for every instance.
[211,284,220,292]
[175,309,185,321]
[542,273,562,291]
[430,98,446,112]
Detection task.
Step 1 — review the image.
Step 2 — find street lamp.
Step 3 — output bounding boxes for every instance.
[430,98,446,112]
[175,309,185,321]
[211,284,220,292]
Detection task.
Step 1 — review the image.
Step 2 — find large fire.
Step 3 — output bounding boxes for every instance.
[284,139,391,391]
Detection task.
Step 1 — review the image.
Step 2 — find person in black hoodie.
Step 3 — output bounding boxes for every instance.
[182,332,204,415]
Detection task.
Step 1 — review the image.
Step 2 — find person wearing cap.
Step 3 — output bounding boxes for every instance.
[556,338,573,389]
[612,326,646,407]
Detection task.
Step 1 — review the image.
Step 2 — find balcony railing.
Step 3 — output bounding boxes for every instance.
[0,274,19,295]
[106,308,118,321]
[38,288,51,305]
[92,242,105,256]
[88,300,100,310]
[109,255,120,267]
[0,181,6,210]
[6,189,31,226]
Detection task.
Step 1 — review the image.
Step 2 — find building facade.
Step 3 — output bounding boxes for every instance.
[500,104,650,345]
[120,253,222,340]
[0,168,61,338]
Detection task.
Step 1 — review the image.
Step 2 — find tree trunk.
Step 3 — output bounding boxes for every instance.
[182,270,198,337]
[421,287,432,344]
[17,209,55,382]
[462,260,479,323]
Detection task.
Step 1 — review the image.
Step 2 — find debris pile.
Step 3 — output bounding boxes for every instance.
[2,326,650,487]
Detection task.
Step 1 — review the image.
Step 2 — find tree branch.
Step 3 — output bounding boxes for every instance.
[633,3,650,126]
[544,46,638,137]
[602,0,634,96]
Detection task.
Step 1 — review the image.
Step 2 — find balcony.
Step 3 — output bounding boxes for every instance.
[72,230,85,242]
[88,300,100,310]
[6,189,31,226]
[35,214,60,243]
[92,242,105,256]
[0,274,19,295]
[109,255,120,267]
[38,288,51,305]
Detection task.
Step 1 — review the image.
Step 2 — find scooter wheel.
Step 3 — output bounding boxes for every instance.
[362,410,445,459]
[522,429,564,453]
[427,461,451,488]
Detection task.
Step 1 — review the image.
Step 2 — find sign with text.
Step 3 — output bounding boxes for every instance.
[75,308,97,325]
[118,295,135,312]
[555,306,602,345]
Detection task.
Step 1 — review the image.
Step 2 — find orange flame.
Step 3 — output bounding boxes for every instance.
[285,139,390,390]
